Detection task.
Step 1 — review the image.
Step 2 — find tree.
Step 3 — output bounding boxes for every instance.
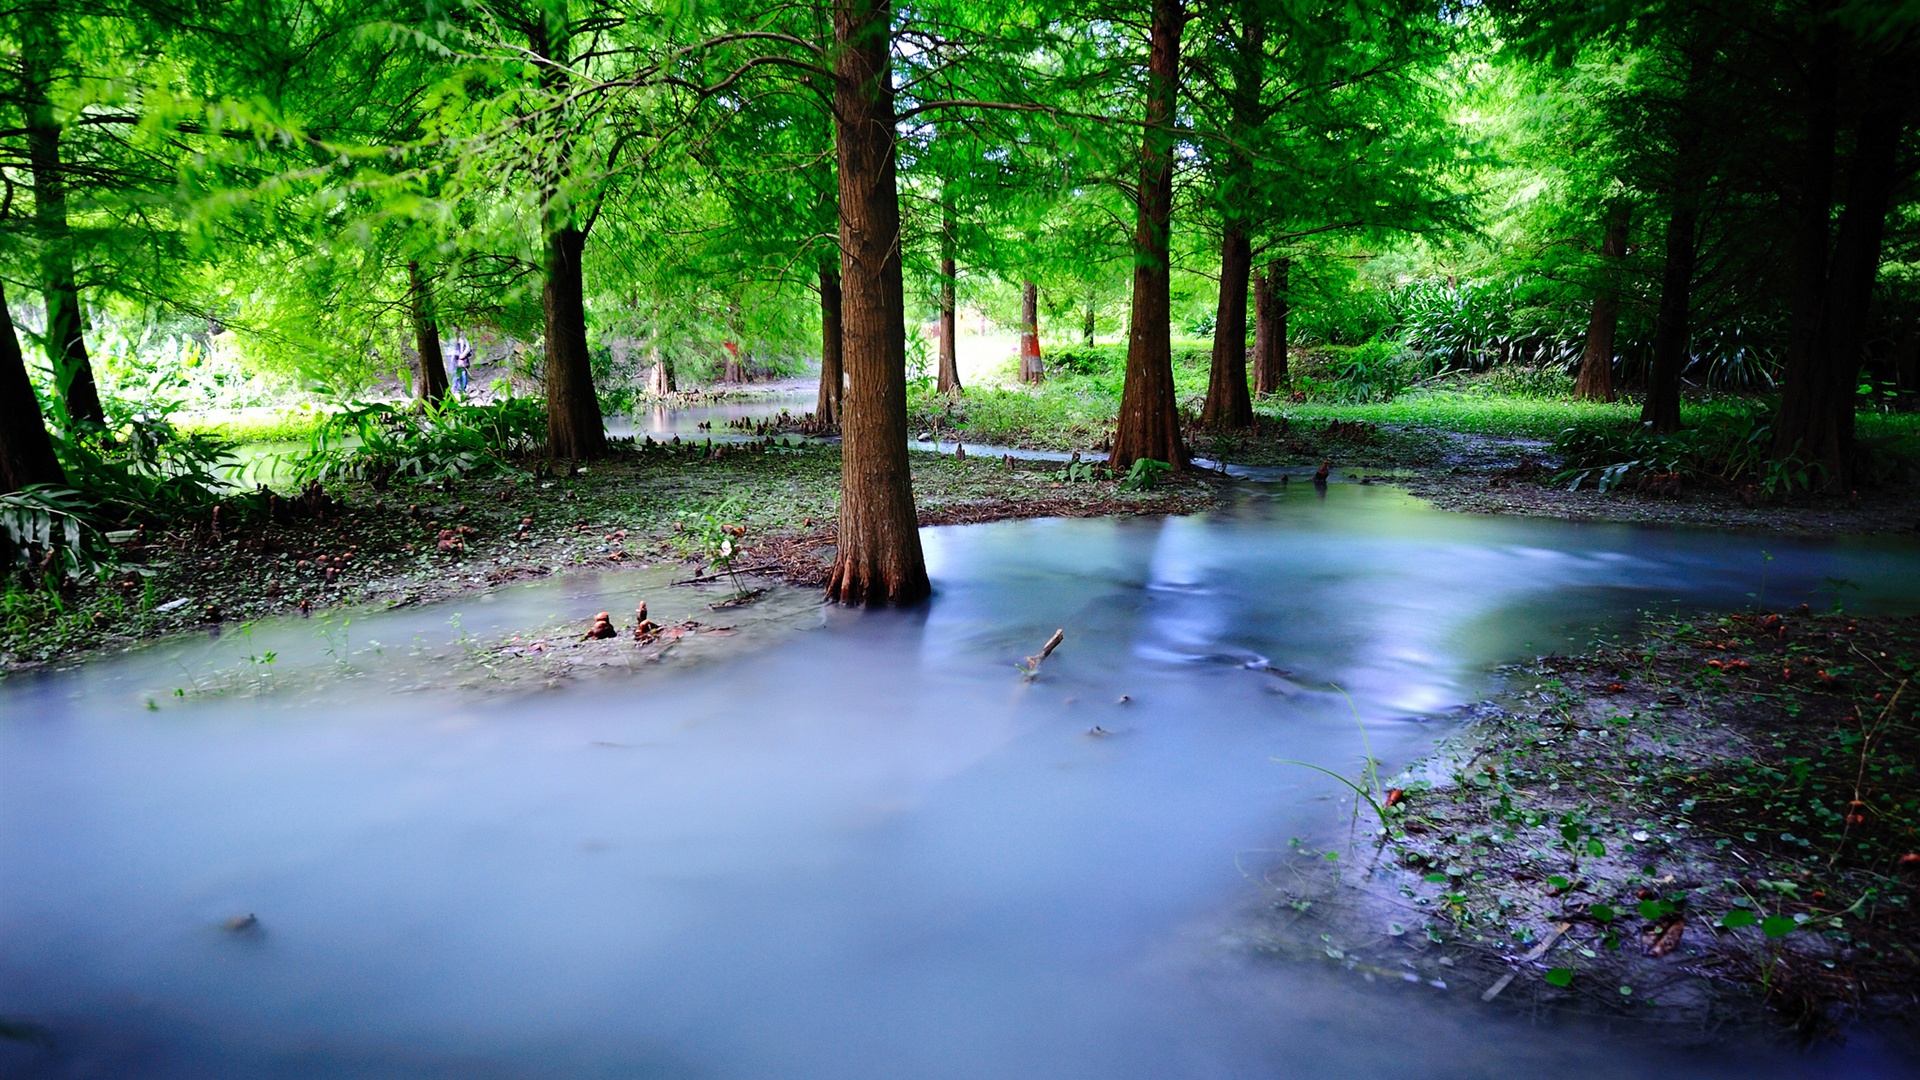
[936,199,961,393]
[1573,203,1629,401]
[826,0,928,606]
[407,260,451,402]
[1251,257,1287,395]
[1016,279,1043,383]
[1109,0,1189,472]
[0,281,65,491]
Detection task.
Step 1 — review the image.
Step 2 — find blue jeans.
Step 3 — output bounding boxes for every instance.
[453,366,469,392]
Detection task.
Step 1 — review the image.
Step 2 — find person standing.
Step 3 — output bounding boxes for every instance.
[451,330,474,393]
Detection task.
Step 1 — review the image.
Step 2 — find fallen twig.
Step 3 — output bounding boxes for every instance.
[1020,628,1065,677]
[671,563,781,585]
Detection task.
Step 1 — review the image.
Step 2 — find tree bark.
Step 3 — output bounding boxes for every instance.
[1017,281,1044,384]
[1641,55,1707,435]
[1574,204,1628,402]
[1789,75,1905,490]
[1109,0,1189,471]
[407,260,450,403]
[827,0,928,607]
[0,281,66,492]
[1201,225,1253,427]
[1082,289,1096,346]
[541,225,606,459]
[1771,17,1841,470]
[21,23,103,429]
[647,343,675,397]
[1252,256,1288,396]
[937,203,961,393]
[817,259,842,422]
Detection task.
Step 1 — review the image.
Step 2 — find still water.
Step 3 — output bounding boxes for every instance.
[5,482,1919,1078]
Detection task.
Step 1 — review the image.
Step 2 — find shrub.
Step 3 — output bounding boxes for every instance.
[291,396,548,487]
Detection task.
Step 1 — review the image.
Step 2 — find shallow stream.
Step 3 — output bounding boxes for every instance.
[5,482,1920,1078]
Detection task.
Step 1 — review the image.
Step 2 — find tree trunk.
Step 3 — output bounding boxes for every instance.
[1201,226,1253,427]
[1017,281,1044,384]
[541,225,606,459]
[647,343,676,397]
[1109,0,1188,472]
[937,203,961,393]
[1253,257,1288,396]
[22,24,103,429]
[1641,49,1711,435]
[0,281,66,491]
[827,0,928,607]
[1794,77,1905,490]
[1082,289,1096,346]
[1772,18,1841,469]
[1574,204,1628,402]
[407,260,450,403]
[817,260,843,422]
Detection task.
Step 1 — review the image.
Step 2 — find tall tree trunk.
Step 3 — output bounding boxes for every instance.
[1201,226,1253,427]
[1200,1,1261,428]
[817,261,844,422]
[1772,18,1841,468]
[827,0,928,607]
[936,203,961,394]
[1109,0,1188,471]
[1804,78,1905,490]
[1641,57,1706,435]
[1252,257,1288,396]
[1641,200,1695,434]
[1082,288,1096,346]
[21,24,102,429]
[541,225,606,459]
[1574,204,1629,402]
[1017,281,1044,384]
[0,282,66,491]
[407,260,450,403]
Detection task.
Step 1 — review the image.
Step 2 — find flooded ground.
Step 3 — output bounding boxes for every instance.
[5,483,1920,1078]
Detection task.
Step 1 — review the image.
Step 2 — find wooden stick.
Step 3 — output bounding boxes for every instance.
[1023,629,1065,673]
[1480,922,1571,1002]
[670,563,781,585]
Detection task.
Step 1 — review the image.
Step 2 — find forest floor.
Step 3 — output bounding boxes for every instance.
[1238,607,1920,1041]
[0,440,1215,671]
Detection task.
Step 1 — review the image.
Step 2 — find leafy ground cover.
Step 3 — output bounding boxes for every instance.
[1246,608,1920,1037]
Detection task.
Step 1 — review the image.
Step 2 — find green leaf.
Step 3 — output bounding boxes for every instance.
[1544,967,1574,987]
[1586,838,1606,857]
[1424,872,1448,883]
[1547,875,1570,890]
[1637,899,1672,921]
[1589,903,1615,923]
[1719,909,1757,930]
[1761,915,1797,939]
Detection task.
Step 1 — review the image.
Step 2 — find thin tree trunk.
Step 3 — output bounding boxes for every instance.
[407,260,450,403]
[1574,204,1628,402]
[1253,257,1288,396]
[827,0,928,607]
[542,225,606,459]
[1017,281,1044,384]
[647,343,675,396]
[0,281,66,491]
[937,202,961,393]
[1109,0,1188,471]
[1201,226,1253,427]
[817,260,843,422]
[1082,288,1096,346]
[1772,17,1841,467]
[22,24,102,429]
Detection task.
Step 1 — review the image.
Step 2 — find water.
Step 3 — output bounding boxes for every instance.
[5,482,1920,1079]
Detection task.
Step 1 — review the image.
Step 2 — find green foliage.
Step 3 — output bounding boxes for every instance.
[1122,459,1172,491]
[291,398,547,487]
[1551,409,1851,495]
[0,487,115,581]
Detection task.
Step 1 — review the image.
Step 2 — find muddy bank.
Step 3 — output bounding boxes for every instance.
[2,442,1218,671]
[1241,608,1920,1038]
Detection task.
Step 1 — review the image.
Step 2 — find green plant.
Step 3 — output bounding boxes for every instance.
[1122,458,1172,490]
[0,486,114,581]
[291,397,547,487]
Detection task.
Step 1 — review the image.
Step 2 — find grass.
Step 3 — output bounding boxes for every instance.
[175,406,335,445]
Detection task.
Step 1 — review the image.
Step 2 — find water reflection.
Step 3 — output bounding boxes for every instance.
[4,484,1919,1079]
